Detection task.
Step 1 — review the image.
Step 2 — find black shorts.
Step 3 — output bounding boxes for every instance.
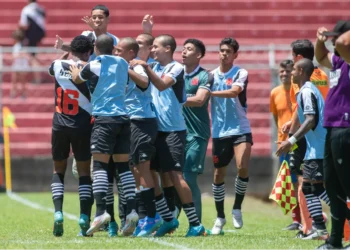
[212,133,253,168]
[289,135,307,176]
[150,130,186,172]
[130,118,158,165]
[91,119,130,155]
[51,128,91,161]
[303,159,324,181]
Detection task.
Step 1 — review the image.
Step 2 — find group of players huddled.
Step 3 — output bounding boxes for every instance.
[48,4,350,248]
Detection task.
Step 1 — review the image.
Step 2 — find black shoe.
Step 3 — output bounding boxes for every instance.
[295,230,306,238]
[283,222,301,231]
[316,243,342,249]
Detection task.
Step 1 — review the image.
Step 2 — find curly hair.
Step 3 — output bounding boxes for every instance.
[70,35,94,54]
[184,38,206,58]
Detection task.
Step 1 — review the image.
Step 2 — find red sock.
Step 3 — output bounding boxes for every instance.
[292,204,301,223]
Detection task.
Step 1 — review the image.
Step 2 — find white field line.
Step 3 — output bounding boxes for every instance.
[7,192,193,250]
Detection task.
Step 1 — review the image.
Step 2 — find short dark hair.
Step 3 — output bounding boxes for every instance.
[220,37,239,53]
[95,34,114,55]
[91,5,109,17]
[120,37,140,55]
[137,33,155,46]
[157,34,177,54]
[70,35,94,54]
[279,59,294,68]
[291,39,314,60]
[12,29,25,42]
[184,38,206,58]
[297,58,314,79]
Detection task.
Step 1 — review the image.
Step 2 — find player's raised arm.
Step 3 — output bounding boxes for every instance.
[315,27,332,69]
[142,14,154,35]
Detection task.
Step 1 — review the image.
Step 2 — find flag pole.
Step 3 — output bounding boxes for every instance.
[2,107,12,193]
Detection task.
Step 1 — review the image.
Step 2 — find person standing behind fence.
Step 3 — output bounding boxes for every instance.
[18,0,46,84]
[11,30,30,99]
[269,59,301,230]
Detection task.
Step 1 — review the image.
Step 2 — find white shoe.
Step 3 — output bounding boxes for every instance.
[232,209,243,229]
[211,217,226,235]
[301,229,329,240]
[121,209,139,236]
[86,212,111,236]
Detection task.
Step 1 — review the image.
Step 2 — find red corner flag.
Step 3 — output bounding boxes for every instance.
[269,160,297,215]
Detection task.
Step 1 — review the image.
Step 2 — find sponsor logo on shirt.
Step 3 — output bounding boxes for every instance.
[329,69,341,88]
[191,78,199,86]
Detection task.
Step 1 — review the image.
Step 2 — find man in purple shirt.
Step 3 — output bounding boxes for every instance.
[315,20,350,249]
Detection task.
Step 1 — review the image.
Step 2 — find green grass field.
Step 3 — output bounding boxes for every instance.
[0,192,331,249]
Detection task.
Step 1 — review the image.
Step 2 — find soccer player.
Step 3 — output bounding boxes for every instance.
[48,35,94,237]
[182,39,213,222]
[210,37,252,234]
[281,40,329,238]
[277,58,328,240]
[115,37,162,237]
[54,5,119,61]
[136,33,156,63]
[130,34,206,237]
[315,21,350,249]
[269,59,301,231]
[70,34,138,236]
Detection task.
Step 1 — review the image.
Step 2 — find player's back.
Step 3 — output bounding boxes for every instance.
[49,59,92,131]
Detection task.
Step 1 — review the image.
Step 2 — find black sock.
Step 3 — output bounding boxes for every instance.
[164,186,176,212]
[92,160,108,217]
[212,182,225,219]
[155,193,174,222]
[78,176,92,218]
[141,188,156,218]
[116,162,136,214]
[136,190,147,219]
[313,183,330,206]
[173,188,182,217]
[183,202,200,227]
[233,176,249,210]
[52,173,64,212]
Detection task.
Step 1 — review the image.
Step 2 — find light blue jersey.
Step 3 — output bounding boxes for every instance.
[79,55,129,116]
[297,81,326,160]
[211,65,251,138]
[125,64,155,119]
[150,61,186,132]
[81,31,119,62]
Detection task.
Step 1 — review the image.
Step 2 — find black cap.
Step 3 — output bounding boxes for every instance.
[323,20,350,37]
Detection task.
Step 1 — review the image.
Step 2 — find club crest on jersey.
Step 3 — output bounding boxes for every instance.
[226,78,233,85]
[191,78,199,86]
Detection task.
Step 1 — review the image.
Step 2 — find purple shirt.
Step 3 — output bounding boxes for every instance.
[324,54,350,127]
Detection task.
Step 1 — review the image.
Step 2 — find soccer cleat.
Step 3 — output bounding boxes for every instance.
[185,224,206,237]
[232,209,243,229]
[154,217,179,237]
[283,222,302,231]
[133,218,146,236]
[108,221,118,237]
[121,209,139,236]
[78,214,90,237]
[53,211,64,237]
[316,243,342,249]
[211,217,226,235]
[301,229,329,240]
[295,230,307,239]
[137,214,163,237]
[86,212,111,236]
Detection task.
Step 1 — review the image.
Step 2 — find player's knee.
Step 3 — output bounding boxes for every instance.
[311,182,325,196]
[302,182,312,195]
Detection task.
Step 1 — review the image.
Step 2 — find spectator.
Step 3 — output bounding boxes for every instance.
[18,0,46,84]
[11,30,30,99]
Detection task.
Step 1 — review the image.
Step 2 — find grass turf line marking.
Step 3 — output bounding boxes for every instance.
[7,191,193,250]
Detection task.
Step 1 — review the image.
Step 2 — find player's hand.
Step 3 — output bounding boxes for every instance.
[54,35,63,50]
[317,27,329,43]
[142,14,154,34]
[69,64,82,79]
[281,120,292,134]
[82,16,97,30]
[275,140,292,157]
[130,59,148,68]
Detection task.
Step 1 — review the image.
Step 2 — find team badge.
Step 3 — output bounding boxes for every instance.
[191,78,199,86]
[226,78,233,85]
